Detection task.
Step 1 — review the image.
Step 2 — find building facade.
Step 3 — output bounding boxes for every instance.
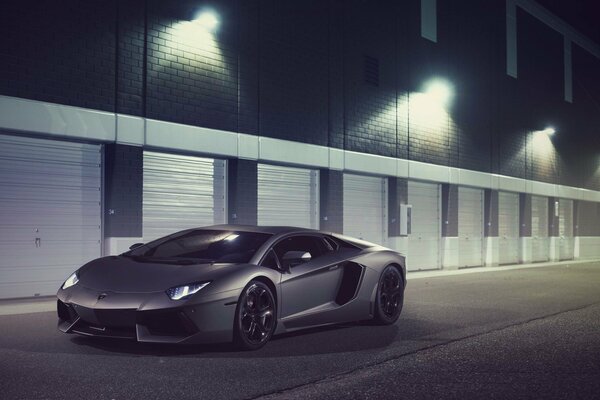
[0,0,599,299]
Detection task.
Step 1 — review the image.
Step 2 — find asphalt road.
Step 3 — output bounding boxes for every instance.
[1,262,600,400]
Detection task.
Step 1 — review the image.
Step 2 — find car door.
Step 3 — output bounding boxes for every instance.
[275,235,347,319]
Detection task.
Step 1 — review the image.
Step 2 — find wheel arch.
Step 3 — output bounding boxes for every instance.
[251,275,278,311]
[387,262,406,285]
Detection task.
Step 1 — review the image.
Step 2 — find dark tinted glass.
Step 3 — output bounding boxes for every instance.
[273,235,329,262]
[260,249,280,270]
[126,230,272,264]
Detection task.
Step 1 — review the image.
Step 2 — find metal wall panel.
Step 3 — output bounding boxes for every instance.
[0,134,101,299]
[407,181,441,271]
[498,191,520,265]
[343,174,387,245]
[559,198,574,260]
[257,164,319,229]
[458,187,484,267]
[531,195,549,262]
[143,151,226,242]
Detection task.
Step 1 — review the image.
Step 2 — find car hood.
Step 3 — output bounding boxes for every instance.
[77,256,242,293]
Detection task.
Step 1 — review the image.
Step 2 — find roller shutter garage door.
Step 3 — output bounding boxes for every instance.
[559,199,574,261]
[343,174,387,245]
[257,164,319,229]
[458,187,484,268]
[407,181,440,271]
[498,191,520,265]
[0,134,101,299]
[531,195,549,262]
[143,152,226,242]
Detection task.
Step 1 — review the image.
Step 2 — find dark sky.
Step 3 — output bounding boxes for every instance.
[535,0,600,44]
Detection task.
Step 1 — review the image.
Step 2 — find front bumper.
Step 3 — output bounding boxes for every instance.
[56,286,238,344]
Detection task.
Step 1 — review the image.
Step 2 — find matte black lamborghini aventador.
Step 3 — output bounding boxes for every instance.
[57,225,406,350]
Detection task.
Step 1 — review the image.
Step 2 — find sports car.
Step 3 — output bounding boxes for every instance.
[57,225,406,350]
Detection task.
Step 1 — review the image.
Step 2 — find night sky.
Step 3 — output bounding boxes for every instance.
[536,0,600,44]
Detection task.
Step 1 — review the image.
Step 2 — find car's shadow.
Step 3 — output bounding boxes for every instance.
[69,321,403,358]
[68,309,462,358]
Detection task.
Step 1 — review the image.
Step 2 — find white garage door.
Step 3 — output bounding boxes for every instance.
[407,181,440,271]
[559,199,574,261]
[498,191,520,265]
[458,187,484,268]
[257,164,319,229]
[0,134,101,299]
[343,174,387,245]
[143,152,226,242]
[531,195,549,262]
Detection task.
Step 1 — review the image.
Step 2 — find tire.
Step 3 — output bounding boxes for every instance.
[373,265,404,325]
[233,280,276,351]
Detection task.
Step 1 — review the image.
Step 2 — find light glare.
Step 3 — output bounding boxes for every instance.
[423,79,453,106]
[62,272,79,290]
[541,127,556,136]
[193,11,219,32]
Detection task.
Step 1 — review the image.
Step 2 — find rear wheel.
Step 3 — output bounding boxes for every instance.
[233,281,276,350]
[373,265,404,325]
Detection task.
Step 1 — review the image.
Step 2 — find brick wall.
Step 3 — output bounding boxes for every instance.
[0,0,116,111]
[1,0,600,191]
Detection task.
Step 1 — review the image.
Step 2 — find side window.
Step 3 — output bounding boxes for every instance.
[273,235,329,265]
[323,236,338,251]
[261,249,280,270]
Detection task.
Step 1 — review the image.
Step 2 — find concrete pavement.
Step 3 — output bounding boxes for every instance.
[1,261,599,399]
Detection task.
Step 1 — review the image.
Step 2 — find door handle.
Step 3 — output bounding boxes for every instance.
[35,238,41,248]
[328,265,339,271]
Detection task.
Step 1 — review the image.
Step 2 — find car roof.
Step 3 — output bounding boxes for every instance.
[202,224,320,235]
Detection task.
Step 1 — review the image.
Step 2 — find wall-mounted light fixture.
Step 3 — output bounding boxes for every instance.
[539,126,556,136]
[422,78,454,107]
[192,10,219,32]
[169,9,222,55]
[531,126,556,155]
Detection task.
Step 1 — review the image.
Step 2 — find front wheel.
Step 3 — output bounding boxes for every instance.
[373,265,404,325]
[233,280,276,351]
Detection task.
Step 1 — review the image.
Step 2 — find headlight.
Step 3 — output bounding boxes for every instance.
[166,282,210,300]
[62,272,79,289]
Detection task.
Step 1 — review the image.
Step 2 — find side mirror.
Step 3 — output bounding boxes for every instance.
[129,243,144,250]
[282,251,311,269]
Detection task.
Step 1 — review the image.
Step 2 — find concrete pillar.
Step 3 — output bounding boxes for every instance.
[103,143,143,255]
[573,200,580,259]
[519,193,532,263]
[319,170,344,233]
[484,189,499,266]
[441,184,459,269]
[387,178,408,255]
[227,159,257,225]
[548,197,559,261]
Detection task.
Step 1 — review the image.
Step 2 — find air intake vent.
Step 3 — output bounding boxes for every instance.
[364,55,379,87]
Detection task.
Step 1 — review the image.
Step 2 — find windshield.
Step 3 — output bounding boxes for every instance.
[125,230,272,264]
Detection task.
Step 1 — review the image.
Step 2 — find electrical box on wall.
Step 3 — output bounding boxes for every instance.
[400,204,412,236]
